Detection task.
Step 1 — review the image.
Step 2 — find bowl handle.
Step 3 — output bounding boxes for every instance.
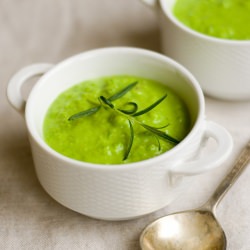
[170,121,233,175]
[7,63,53,114]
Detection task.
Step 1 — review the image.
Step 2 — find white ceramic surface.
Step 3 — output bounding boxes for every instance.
[7,47,232,220]
[141,0,250,101]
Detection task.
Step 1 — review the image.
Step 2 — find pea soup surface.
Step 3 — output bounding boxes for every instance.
[173,0,250,40]
[43,76,190,164]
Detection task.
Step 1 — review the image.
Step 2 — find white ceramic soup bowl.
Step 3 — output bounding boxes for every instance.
[141,0,250,101]
[7,47,232,220]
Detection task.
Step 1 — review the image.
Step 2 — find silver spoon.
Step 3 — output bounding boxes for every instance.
[140,141,250,250]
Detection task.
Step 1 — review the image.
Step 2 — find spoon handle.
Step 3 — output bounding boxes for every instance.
[203,140,250,212]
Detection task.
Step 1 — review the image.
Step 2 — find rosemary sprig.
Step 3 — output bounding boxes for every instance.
[68,81,138,121]
[68,82,180,161]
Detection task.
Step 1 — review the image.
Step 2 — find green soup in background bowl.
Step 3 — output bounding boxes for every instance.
[7,47,232,220]
[173,0,250,40]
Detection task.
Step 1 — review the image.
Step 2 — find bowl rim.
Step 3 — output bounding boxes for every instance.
[25,46,205,171]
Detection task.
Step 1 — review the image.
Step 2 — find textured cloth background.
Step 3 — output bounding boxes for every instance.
[1,1,250,249]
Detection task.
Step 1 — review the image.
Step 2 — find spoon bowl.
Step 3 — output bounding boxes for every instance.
[140,141,250,250]
[140,210,226,250]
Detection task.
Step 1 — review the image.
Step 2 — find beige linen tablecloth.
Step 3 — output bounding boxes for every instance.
[1,1,250,249]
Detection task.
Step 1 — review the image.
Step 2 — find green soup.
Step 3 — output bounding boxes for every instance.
[173,0,250,40]
[43,76,190,164]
